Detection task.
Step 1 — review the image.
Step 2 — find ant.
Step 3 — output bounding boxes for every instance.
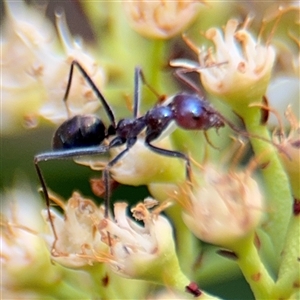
[34,60,226,241]
[36,60,286,243]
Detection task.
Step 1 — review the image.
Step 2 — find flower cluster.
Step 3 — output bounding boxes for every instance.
[1,0,105,132]
[122,0,205,39]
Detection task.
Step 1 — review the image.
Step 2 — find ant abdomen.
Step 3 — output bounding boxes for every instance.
[170,93,225,130]
[52,115,106,150]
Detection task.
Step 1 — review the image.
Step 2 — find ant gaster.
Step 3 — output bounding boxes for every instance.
[34,60,225,241]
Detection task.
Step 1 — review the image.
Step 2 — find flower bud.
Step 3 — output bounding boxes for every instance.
[122,0,204,39]
[177,164,264,248]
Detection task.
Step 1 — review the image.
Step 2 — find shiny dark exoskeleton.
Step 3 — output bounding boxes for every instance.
[52,115,106,149]
[34,60,224,241]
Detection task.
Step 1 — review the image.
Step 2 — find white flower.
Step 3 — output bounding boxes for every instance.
[177,164,264,248]
[171,18,276,110]
[273,106,300,198]
[98,199,185,285]
[39,11,106,124]
[110,137,185,185]
[266,77,299,127]
[0,184,61,295]
[75,136,186,185]
[123,0,204,39]
[1,0,105,132]
[42,192,107,268]
[1,0,56,132]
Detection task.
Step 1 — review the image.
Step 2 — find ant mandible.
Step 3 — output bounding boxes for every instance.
[34,60,225,241]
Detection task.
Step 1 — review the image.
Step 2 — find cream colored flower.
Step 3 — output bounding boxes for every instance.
[266,77,299,127]
[273,106,300,197]
[110,137,185,185]
[39,11,106,124]
[1,0,105,132]
[0,184,61,296]
[98,199,182,282]
[171,18,276,110]
[42,192,107,268]
[123,0,204,39]
[1,0,56,132]
[177,164,264,248]
[75,135,185,185]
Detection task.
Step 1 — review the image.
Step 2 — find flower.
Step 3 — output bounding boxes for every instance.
[266,77,299,127]
[39,11,106,124]
[176,163,264,248]
[97,199,189,289]
[76,136,186,186]
[42,192,107,268]
[1,0,56,132]
[122,0,205,39]
[110,137,186,185]
[1,0,105,132]
[273,106,300,198]
[0,184,61,296]
[171,17,276,113]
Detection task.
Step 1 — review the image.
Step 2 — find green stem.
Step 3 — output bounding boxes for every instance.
[271,209,300,299]
[85,264,121,299]
[167,202,198,278]
[147,39,166,89]
[45,279,89,299]
[233,234,275,300]
[241,106,293,258]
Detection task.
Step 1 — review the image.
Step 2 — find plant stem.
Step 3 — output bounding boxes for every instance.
[234,234,275,300]
[271,206,300,299]
[241,106,293,258]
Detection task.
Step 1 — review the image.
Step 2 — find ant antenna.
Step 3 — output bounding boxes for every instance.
[136,68,167,104]
[172,66,290,157]
[215,111,290,157]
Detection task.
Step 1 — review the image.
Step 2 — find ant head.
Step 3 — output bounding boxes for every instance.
[170,93,225,131]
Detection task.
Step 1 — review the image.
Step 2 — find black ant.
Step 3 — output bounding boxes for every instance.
[36,60,285,242]
[34,60,227,241]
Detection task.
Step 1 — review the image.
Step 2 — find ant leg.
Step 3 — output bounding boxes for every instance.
[34,145,109,245]
[34,159,58,243]
[133,67,166,116]
[145,139,191,181]
[174,68,206,98]
[104,137,137,217]
[172,63,227,98]
[133,67,141,119]
[63,60,116,128]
